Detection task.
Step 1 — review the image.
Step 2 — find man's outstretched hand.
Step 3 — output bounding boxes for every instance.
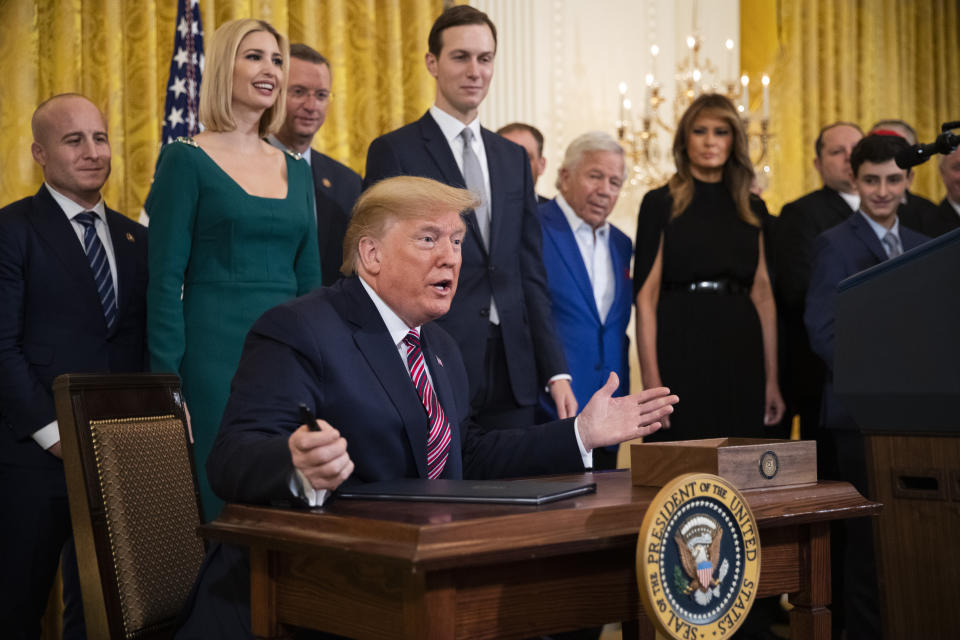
[576,372,678,451]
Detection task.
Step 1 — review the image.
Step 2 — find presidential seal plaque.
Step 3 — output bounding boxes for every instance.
[637,473,761,639]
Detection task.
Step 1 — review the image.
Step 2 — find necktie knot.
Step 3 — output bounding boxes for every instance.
[74,211,99,228]
[403,329,421,350]
[460,127,474,145]
[882,231,902,258]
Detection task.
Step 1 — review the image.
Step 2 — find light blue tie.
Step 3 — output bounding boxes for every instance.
[882,230,902,258]
[75,212,117,331]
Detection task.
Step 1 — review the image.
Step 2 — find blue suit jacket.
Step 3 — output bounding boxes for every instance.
[363,112,567,406]
[804,212,928,429]
[0,185,148,470]
[537,200,633,418]
[175,276,583,639]
[309,150,361,286]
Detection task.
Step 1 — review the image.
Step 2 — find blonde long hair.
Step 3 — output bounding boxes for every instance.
[668,94,758,226]
[198,19,289,137]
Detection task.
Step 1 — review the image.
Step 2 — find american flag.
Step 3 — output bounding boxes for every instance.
[161,0,204,143]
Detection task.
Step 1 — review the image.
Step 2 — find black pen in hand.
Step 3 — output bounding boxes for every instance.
[299,403,320,431]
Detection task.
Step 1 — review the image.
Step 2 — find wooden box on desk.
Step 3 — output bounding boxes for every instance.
[630,438,817,489]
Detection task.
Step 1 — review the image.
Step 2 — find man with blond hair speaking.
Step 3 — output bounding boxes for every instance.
[174,176,677,638]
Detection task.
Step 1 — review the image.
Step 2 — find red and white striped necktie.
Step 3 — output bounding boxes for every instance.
[403,329,451,479]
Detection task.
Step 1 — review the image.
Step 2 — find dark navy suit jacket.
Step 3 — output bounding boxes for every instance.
[175,275,583,639]
[537,199,633,418]
[309,150,361,286]
[0,185,148,471]
[363,111,567,406]
[804,212,928,429]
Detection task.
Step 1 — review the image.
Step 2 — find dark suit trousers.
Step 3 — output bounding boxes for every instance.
[0,465,86,639]
[472,324,537,430]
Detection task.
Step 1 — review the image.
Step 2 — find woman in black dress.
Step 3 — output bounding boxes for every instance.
[633,94,784,441]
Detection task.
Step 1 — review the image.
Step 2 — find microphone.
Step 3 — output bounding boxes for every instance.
[895,129,960,169]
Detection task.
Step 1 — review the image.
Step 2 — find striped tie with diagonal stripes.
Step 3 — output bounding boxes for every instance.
[402,329,451,479]
[74,212,117,331]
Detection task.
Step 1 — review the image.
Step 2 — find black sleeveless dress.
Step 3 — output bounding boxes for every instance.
[633,179,768,441]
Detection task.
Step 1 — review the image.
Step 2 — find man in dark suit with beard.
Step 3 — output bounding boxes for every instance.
[0,93,148,639]
[268,43,362,286]
[172,176,677,639]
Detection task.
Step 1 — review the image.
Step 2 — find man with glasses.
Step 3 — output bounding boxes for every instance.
[269,43,361,286]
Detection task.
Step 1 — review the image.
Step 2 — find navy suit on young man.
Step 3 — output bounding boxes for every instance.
[804,210,927,640]
[804,211,928,429]
[174,275,584,639]
[0,185,147,638]
[364,112,567,427]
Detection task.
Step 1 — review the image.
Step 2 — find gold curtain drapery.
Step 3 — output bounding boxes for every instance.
[0,0,442,219]
[741,0,960,214]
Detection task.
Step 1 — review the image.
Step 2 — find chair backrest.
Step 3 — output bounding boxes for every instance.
[53,373,205,640]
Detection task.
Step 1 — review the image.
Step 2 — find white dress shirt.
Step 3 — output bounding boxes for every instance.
[428,106,491,207]
[839,190,861,213]
[555,193,616,323]
[293,277,592,506]
[428,105,499,325]
[32,184,116,450]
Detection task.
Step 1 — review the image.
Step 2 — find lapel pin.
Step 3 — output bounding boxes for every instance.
[322,177,332,188]
[126,232,135,242]
[436,355,443,367]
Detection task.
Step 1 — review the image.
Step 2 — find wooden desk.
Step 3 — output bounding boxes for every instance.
[200,472,878,640]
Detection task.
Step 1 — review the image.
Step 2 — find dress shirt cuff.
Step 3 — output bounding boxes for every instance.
[573,416,593,468]
[291,469,330,507]
[32,421,60,450]
[545,373,573,392]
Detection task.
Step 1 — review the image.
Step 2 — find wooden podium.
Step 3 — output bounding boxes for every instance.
[835,227,960,639]
[201,471,877,639]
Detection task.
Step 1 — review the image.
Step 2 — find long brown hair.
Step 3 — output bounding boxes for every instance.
[668,93,758,226]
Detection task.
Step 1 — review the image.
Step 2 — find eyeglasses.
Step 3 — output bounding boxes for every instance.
[288,86,332,103]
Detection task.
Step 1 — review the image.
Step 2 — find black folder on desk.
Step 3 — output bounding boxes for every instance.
[337,478,597,505]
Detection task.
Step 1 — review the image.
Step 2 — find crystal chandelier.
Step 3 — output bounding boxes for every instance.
[616,33,772,192]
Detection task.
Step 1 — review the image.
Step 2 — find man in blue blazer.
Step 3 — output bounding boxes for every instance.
[269,43,362,287]
[804,133,928,640]
[363,6,576,429]
[0,94,148,639]
[538,132,633,469]
[174,176,677,639]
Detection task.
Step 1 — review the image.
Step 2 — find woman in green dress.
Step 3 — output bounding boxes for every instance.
[146,19,322,519]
